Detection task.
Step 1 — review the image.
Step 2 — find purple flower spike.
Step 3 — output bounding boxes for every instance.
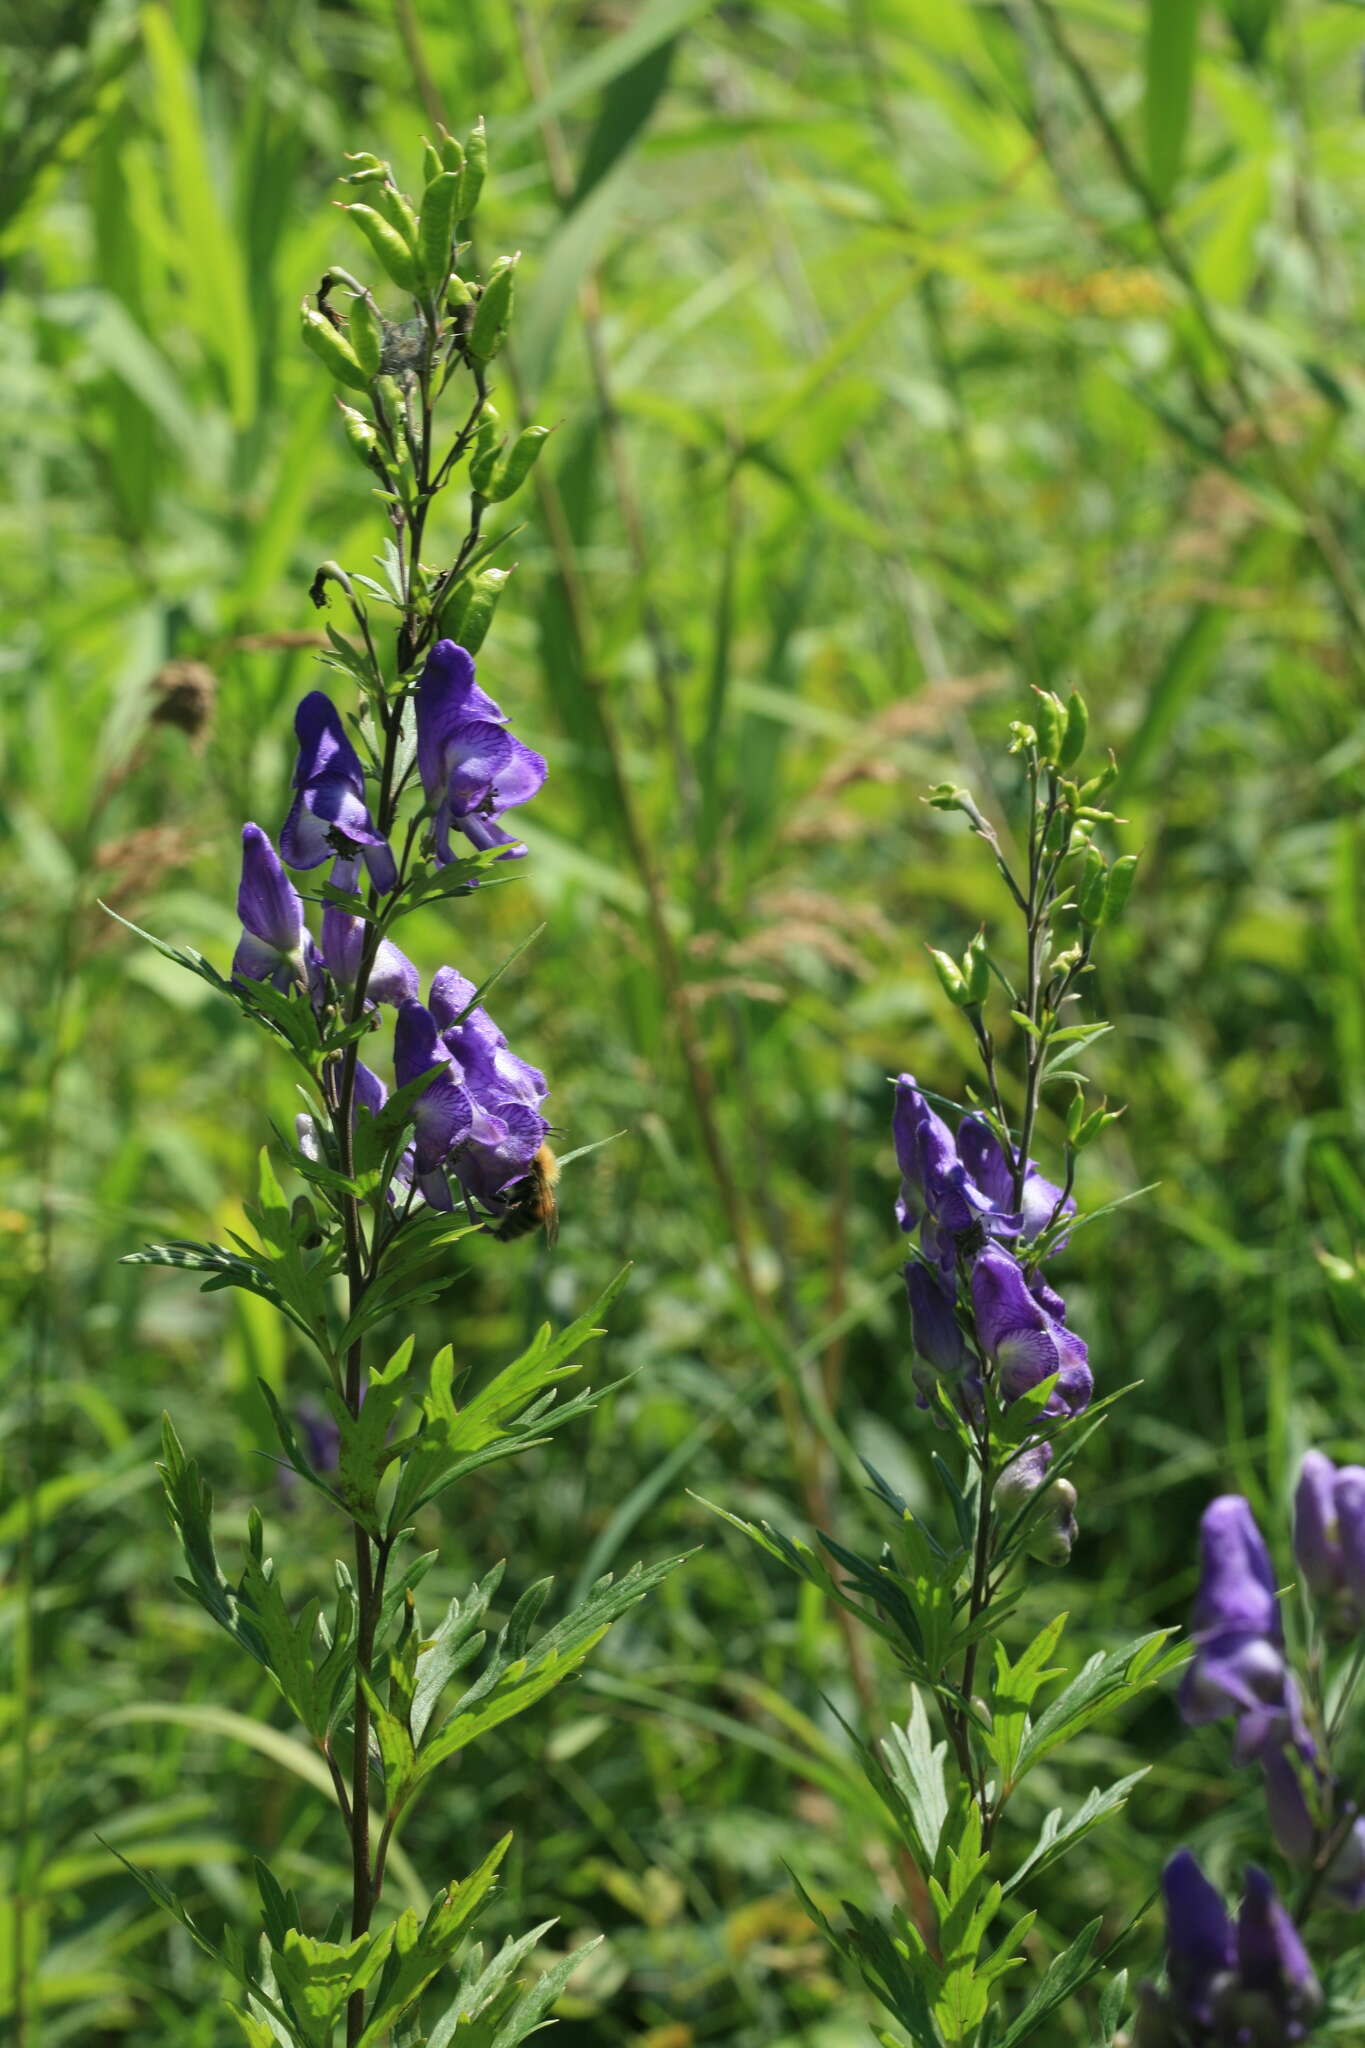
[321,859,418,1007]
[1180,1495,1303,1762]
[416,641,546,867]
[393,1000,473,1212]
[233,824,313,992]
[969,1242,1092,1417]
[1294,1448,1365,1632]
[280,692,396,893]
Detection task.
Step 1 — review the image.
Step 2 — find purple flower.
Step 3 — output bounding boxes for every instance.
[393,1000,473,1212]
[280,692,396,893]
[427,967,549,1209]
[1141,1853,1321,2046]
[1179,1496,1302,1763]
[892,1077,998,1251]
[969,1242,1092,1417]
[1294,1449,1365,1632]
[958,1114,1073,1247]
[1262,1740,1365,1908]
[416,642,546,867]
[233,824,317,993]
[320,858,418,1007]
[904,1262,968,1383]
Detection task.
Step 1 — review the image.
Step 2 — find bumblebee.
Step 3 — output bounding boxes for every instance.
[491,1143,560,1245]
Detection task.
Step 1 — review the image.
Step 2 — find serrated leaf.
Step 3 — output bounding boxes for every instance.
[1004,1771,1149,1892]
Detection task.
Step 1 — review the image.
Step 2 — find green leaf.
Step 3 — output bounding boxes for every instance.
[985,1613,1068,1785]
[1003,1771,1149,1892]
[412,1554,686,1789]
[878,1688,950,1869]
[272,1929,373,2044]
[995,1919,1102,2046]
[1144,0,1203,208]
[354,1841,511,2044]
[1014,1633,1185,1778]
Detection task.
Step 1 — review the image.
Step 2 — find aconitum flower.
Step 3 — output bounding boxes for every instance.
[1294,1449,1365,1632]
[958,1114,1073,1247]
[393,1000,473,1212]
[893,1076,997,1257]
[1136,1853,1321,2046]
[320,858,419,1006]
[416,641,547,866]
[969,1243,1092,1417]
[233,824,317,992]
[428,967,549,1209]
[1179,1495,1302,1762]
[280,692,396,893]
[904,1262,968,1384]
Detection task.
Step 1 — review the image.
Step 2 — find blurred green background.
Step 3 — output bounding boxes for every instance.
[4,0,1365,2040]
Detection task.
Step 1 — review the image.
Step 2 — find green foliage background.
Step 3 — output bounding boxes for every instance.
[4,0,1365,2040]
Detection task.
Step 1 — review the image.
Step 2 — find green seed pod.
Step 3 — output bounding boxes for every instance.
[458,116,487,220]
[1080,753,1119,801]
[1059,689,1089,768]
[440,565,511,654]
[445,274,474,309]
[468,253,518,362]
[1031,688,1066,764]
[340,204,419,293]
[346,292,382,379]
[962,928,990,1007]
[468,406,504,495]
[928,947,969,1006]
[299,301,371,392]
[419,171,461,291]
[341,152,388,186]
[488,424,551,502]
[369,180,420,248]
[438,127,465,177]
[337,401,379,460]
[1102,853,1139,923]
[1076,845,1108,926]
[421,137,443,186]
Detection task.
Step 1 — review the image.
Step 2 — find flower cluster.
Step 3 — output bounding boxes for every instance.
[893,1076,1086,1418]
[233,641,549,1223]
[1133,1851,1321,2046]
[1180,1477,1365,1910]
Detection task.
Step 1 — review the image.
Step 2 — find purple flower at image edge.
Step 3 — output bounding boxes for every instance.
[1295,1449,1365,1630]
[415,641,547,867]
[280,691,397,892]
[1133,1851,1322,2047]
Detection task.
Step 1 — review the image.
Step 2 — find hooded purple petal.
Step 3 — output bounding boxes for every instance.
[238,824,305,956]
[1192,1496,1280,1640]
[393,1001,473,1176]
[415,641,507,799]
[905,1263,967,1377]
[1235,1866,1320,2018]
